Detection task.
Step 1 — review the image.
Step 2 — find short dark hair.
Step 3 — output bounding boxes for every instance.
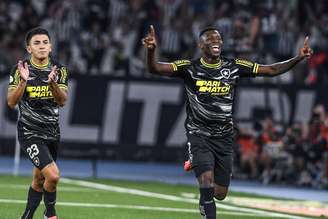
[25,27,51,45]
[199,27,219,38]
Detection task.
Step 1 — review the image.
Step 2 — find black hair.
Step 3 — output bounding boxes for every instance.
[198,27,219,38]
[25,27,51,46]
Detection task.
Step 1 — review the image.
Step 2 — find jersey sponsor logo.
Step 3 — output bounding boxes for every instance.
[26,85,53,98]
[220,68,231,79]
[195,72,206,76]
[196,80,231,95]
[27,76,36,81]
[42,76,58,83]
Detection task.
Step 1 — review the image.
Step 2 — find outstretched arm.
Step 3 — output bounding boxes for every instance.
[257,37,313,77]
[142,25,175,76]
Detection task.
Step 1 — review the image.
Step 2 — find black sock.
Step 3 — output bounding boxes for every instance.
[199,187,216,219]
[21,186,43,219]
[44,189,57,217]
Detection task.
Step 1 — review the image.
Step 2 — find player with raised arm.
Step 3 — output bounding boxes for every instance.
[7,27,68,219]
[142,25,313,219]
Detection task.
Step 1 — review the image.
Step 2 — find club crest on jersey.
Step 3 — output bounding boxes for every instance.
[33,157,40,166]
[220,68,231,79]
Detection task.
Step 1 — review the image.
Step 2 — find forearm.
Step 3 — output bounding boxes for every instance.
[49,82,67,107]
[146,49,174,76]
[258,55,304,77]
[146,49,159,74]
[7,80,27,109]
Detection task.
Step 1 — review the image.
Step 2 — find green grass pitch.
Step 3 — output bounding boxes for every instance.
[0,175,323,219]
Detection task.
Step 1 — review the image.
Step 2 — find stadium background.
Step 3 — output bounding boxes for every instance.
[0,0,328,195]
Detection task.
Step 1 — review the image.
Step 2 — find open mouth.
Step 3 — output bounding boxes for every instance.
[211,45,220,53]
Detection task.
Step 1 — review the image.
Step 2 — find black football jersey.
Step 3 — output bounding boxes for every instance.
[8,58,68,140]
[170,57,259,137]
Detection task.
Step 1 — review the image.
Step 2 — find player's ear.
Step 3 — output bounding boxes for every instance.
[198,41,204,50]
[26,45,32,54]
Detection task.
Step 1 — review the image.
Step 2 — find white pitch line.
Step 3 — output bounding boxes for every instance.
[0,184,97,192]
[0,198,288,217]
[61,178,311,219]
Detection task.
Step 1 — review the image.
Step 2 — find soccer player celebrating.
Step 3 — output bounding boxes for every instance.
[7,27,68,219]
[142,25,313,219]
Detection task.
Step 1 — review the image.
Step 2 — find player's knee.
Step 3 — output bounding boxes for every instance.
[52,173,60,184]
[32,173,45,190]
[199,172,214,187]
[32,178,44,189]
[46,172,60,185]
[214,191,227,200]
[214,186,228,201]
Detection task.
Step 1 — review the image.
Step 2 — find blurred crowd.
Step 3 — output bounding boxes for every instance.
[235,104,328,188]
[0,0,328,83]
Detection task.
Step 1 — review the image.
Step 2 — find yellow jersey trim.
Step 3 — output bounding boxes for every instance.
[252,63,259,74]
[171,63,178,71]
[13,69,20,85]
[30,57,49,69]
[8,85,17,89]
[200,57,222,69]
[170,60,190,71]
[59,67,68,83]
[235,59,254,68]
[58,84,68,89]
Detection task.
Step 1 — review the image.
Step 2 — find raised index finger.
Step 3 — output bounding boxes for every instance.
[304,36,309,47]
[149,25,155,37]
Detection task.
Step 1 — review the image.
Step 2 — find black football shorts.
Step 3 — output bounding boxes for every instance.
[186,132,234,187]
[19,137,59,170]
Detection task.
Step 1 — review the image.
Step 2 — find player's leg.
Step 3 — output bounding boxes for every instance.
[213,151,233,201]
[187,133,217,219]
[212,134,234,201]
[20,168,44,219]
[214,184,228,200]
[212,161,231,201]
[196,168,217,219]
[42,140,60,219]
[41,162,60,218]
[19,139,45,219]
[32,167,45,191]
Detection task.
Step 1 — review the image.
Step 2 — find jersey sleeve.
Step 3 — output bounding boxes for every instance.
[8,66,20,90]
[169,59,191,77]
[57,66,68,90]
[235,58,259,77]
